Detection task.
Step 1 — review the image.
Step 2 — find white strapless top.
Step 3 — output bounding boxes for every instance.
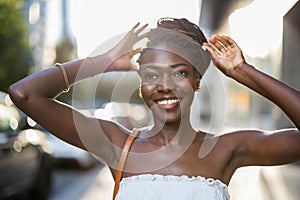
[115,174,230,200]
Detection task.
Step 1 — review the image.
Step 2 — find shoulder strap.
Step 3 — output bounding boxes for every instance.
[112,128,139,200]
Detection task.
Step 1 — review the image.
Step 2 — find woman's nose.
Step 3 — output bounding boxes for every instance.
[156,76,176,93]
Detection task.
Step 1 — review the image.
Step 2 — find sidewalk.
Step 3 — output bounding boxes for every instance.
[82,165,114,200]
[229,164,300,200]
[259,163,300,200]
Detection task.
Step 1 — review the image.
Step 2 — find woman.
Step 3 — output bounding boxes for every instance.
[9,18,300,199]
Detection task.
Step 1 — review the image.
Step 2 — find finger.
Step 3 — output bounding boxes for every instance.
[123,23,140,40]
[129,47,143,57]
[221,35,238,48]
[211,39,226,54]
[203,43,221,58]
[216,35,233,50]
[134,23,148,35]
[217,40,228,53]
[131,22,140,30]
[208,36,220,47]
[211,35,230,53]
[209,35,223,43]
[137,31,149,41]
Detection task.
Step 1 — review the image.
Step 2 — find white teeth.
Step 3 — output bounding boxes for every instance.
[157,99,179,105]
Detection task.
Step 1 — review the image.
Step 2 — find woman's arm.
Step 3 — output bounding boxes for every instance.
[203,35,300,167]
[203,35,300,129]
[8,23,148,154]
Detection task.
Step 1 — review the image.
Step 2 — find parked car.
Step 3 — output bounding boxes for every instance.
[47,133,98,170]
[26,117,98,170]
[0,91,53,199]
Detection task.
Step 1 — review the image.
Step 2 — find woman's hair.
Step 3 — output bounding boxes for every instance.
[137,17,211,76]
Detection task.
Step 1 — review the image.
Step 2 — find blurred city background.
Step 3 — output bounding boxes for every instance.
[0,0,299,199]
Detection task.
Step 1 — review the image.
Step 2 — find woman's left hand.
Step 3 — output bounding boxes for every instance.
[203,35,245,76]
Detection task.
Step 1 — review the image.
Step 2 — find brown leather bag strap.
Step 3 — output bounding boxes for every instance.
[112,128,139,200]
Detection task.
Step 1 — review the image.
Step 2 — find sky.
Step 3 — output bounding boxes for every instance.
[46,0,201,58]
[44,0,299,60]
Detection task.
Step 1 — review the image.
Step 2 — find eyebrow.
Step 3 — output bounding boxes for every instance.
[142,63,189,69]
[169,63,189,68]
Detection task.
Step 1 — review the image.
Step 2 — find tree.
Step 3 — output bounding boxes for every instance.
[0,0,32,92]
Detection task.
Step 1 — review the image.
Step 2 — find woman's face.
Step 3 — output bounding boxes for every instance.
[138,49,200,123]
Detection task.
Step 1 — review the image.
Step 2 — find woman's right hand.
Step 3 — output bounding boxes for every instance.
[105,22,148,72]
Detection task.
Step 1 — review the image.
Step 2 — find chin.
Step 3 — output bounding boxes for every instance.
[152,109,182,124]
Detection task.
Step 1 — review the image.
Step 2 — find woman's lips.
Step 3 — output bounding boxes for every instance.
[156,98,179,110]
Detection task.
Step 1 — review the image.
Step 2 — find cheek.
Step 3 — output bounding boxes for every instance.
[176,78,196,92]
[140,83,155,98]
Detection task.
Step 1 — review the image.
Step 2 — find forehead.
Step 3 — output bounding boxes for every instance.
[139,48,192,67]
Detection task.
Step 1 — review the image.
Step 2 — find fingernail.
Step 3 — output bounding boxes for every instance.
[133,22,140,28]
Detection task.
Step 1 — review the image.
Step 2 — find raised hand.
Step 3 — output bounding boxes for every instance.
[203,35,245,76]
[106,22,148,72]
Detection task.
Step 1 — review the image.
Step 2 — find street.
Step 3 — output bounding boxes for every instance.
[50,163,300,200]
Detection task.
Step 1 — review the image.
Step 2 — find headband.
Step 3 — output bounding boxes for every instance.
[143,27,211,76]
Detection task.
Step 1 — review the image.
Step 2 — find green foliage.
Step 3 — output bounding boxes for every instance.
[0,0,32,92]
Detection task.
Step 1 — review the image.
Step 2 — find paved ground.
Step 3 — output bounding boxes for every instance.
[229,163,300,200]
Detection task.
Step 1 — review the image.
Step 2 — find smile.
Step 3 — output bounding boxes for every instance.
[157,99,179,105]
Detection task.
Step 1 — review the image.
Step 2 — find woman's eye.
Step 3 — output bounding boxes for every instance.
[144,73,159,79]
[173,71,187,78]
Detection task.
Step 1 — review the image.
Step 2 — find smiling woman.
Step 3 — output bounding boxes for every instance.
[8,16,300,200]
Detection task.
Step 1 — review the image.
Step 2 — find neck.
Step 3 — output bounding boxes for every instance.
[148,114,195,145]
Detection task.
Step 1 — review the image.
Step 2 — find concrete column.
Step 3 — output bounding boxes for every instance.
[277,2,300,129]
